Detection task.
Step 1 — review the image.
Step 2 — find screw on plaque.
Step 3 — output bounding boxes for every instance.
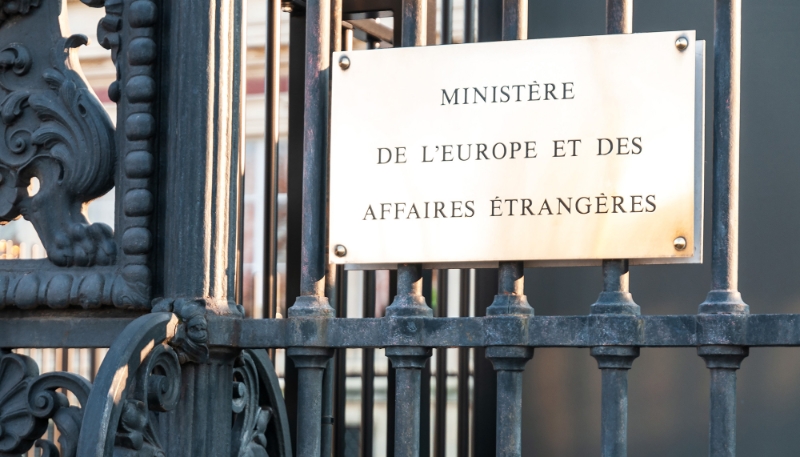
[675,37,689,51]
[334,244,347,257]
[673,236,687,251]
[339,55,351,70]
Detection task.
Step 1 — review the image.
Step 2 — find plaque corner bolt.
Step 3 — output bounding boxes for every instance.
[675,37,689,52]
[673,236,687,251]
[339,55,351,70]
[334,244,347,257]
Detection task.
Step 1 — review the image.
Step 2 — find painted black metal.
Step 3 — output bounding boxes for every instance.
[221,313,800,348]
[362,271,376,457]
[590,259,640,457]
[292,0,332,309]
[333,267,348,457]
[263,0,282,323]
[387,346,431,457]
[488,346,532,457]
[699,346,748,457]
[387,269,398,457]
[593,4,638,454]
[0,0,770,455]
[473,269,499,457]
[701,0,747,316]
[592,346,639,457]
[420,270,434,456]
[434,272,448,457]
[700,1,747,456]
[284,7,307,452]
[321,266,340,457]
[441,0,453,44]
[23,312,800,350]
[291,347,335,457]
[464,0,475,43]
[457,269,471,457]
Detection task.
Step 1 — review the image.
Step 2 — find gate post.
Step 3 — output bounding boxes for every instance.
[152,0,246,454]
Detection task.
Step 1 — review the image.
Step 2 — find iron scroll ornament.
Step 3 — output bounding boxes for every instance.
[0,351,93,456]
[0,0,116,267]
[0,0,159,309]
[75,313,292,457]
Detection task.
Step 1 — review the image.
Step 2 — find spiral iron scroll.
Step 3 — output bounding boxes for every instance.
[74,313,292,457]
[0,351,93,456]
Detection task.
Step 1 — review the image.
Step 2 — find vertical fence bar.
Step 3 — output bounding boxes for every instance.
[473,270,498,457]
[487,347,532,457]
[333,266,348,457]
[420,270,433,455]
[441,0,452,44]
[591,261,640,457]
[434,271,448,457]
[700,0,747,315]
[387,4,430,453]
[401,0,427,47]
[590,345,639,457]
[387,269,398,457]
[386,264,432,457]
[589,3,639,456]
[698,346,748,457]
[698,2,748,456]
[263,0,281,326]
[288,0,336,453]
[294,349,336,457]
[605,0,631,34]
[500,0,526,40]
[486,267,532,457]
[390,347,431,457]
[322,264,342,456]
[464,0,475,43]
[484,5,534,455]
[331,20,349,452]
[362,271,376,457]
[285,7,307,449]
[457,269,470,457]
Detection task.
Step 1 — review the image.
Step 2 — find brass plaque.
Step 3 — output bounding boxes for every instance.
[329,31,705,268]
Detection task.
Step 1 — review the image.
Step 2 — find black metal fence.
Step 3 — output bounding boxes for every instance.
[1,0,795,456]
[272,0,758,456]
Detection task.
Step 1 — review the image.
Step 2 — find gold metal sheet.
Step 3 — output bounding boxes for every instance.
[329,31,704,268]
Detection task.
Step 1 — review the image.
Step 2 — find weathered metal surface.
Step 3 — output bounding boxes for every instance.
[0,351,92,455]
[18,311,800,350]
[0,0,157,310]
[0,0,115,267]
[0,312,140,347]
[0,0,774,456]
[700,0,747,316]
[13,310,800,350]
[210,313,800,349]
[329,31,704,267]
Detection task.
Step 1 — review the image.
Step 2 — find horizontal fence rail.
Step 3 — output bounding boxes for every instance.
[225,314,800,348]
[12,313,800,349]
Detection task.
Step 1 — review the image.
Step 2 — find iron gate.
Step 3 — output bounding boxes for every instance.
[0,0,788,456]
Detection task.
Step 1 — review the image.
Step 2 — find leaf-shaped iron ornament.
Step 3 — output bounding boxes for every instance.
[0,0,116,267]
[0,351,92,456]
